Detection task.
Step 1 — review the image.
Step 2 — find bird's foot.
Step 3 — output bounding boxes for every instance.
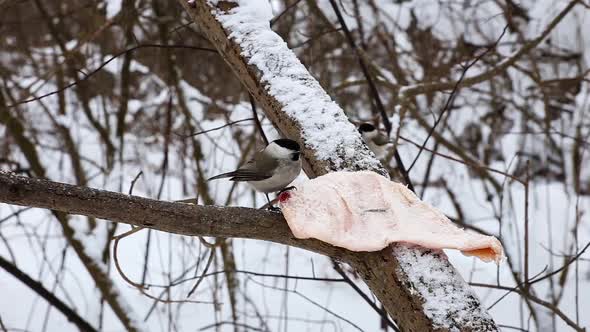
[278,186,297,195]
[267,205,281,212]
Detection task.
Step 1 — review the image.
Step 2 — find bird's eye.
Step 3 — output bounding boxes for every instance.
[291,152,300,161]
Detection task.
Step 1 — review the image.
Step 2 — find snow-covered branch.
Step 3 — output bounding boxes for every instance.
[0,168,496,331]
[177,0,498,330]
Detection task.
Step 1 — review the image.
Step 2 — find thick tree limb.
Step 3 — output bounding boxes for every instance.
[0,171,496,332]
[0,171,340,257]
[176,1,497,331]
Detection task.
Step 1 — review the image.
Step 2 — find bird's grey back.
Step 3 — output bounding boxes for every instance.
[373,133,390,146]
[240,148,279,174]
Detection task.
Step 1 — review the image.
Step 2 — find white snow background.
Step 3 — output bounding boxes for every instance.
[0,0,589,331]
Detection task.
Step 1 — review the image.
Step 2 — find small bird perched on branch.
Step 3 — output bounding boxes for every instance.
[208,139,302,207]
[358,123,390,159]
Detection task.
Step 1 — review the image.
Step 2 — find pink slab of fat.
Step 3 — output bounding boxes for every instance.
[279,171,504,263]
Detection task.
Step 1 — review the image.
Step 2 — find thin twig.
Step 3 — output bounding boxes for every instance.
[112,227,212,304]
[327,0,414,192]
[247,276,365,332]
[128,171,143,195]
[470,282,585,332]
[142,269,346,289]
[398,134,523,184]
[249,94,268,145]
[175,118,254,138]
[332,261,399,331]
[199,321,265,331]
[530,241,590,285]
[523,160,530,289]
[113,226,148,289]
[187,247,216,298]
[270,0,303,27]
[407,25,509,172]
[0,314,6,332]
[0,207,32,225]
[0,255,98,332]
[7,44,217,108]
[392,0,582,99]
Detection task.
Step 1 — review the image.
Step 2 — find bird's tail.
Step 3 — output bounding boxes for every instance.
[208,172,236,181]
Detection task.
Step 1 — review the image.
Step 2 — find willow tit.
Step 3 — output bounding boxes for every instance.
[358,123,391,159]
[208,139,302,205]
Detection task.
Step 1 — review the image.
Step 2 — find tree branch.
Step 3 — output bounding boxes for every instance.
[0,171,343,257]
[395,0,581,99]
[174,1,498,330]
[0,170,499,331]
[0,254,98,332]
[0,93,143,332]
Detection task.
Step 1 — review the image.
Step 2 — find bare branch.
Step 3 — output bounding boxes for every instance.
[176,1,498,330]
[394,0,582,99]
[0,171,339,255]
[7,44,217,108]
[0,254,98,332]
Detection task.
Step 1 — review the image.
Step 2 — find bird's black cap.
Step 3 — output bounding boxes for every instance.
[358,123,376,133]
[273,138,300,151]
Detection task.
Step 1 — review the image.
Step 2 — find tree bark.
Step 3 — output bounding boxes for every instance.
[174,1,499,331]
[0,170,496,331]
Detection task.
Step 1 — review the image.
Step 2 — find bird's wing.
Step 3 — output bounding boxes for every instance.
[208,168,272,182]
[231,169,273,181]
[373,134,391,146]
[252,148,280,170]
[208,150,276,182]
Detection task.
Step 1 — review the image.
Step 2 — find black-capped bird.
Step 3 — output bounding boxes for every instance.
[358,123,390,159]
[208,139,302,206]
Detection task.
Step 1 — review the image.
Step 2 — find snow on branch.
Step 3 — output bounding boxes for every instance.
[183,0,383,176]
[178,1,499,330]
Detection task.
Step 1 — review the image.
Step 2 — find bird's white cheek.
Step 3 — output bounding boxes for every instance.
[265,143,295,159]
[361,132,377,142]
[368,142,386,159]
